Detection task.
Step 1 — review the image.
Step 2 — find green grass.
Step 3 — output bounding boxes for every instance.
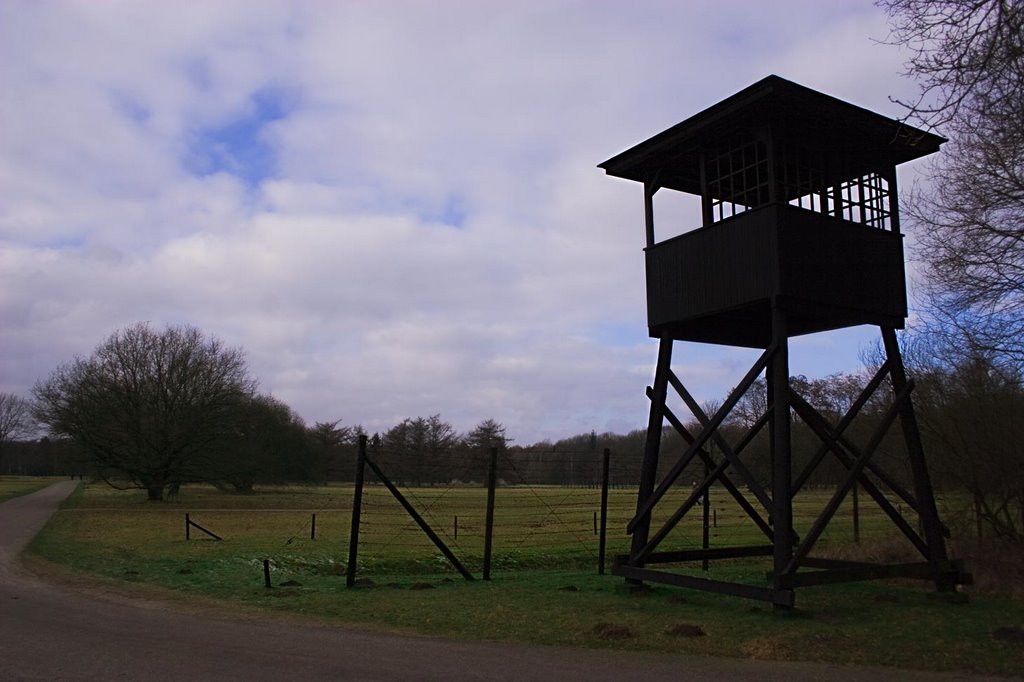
[27,481,1024,675]
[0,475,62,504]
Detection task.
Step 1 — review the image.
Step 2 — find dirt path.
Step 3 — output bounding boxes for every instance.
[0,482,990,681]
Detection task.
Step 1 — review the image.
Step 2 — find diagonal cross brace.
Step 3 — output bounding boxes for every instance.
[784,380,912,575]
[631,394,774,564]
[628,343,775,535]
[790,366,929,523]
[655,389,774,537]
[791,359,890,495]
[790,390,930,558]
[671,370,773,512]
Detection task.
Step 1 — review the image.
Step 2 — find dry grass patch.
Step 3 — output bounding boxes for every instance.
[591,622,632,640]
[665,623,706,638]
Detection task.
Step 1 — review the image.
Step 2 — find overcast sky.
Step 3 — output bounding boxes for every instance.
[0,0,932,445]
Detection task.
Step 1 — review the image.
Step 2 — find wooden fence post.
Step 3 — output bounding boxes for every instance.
[703,459,711,571]
[347,435,367,588]
[598,447,610,575]
[483,447,498,581]
[852,481,860,544]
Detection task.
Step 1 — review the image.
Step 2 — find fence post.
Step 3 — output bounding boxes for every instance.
[702,458,711,571]
[263,559,272,588]
[185,513,190,541]
[598,447,610,575]
[483,446,498,581]
[975,492,983,540]
[347,435,367,588]
[311,513,316,540]
[852,480,860,544]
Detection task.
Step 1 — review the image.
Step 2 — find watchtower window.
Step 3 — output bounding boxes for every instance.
[779,146,827,213]
[705,136,769,221]
[781,153,892,230]
[832,173,891,229]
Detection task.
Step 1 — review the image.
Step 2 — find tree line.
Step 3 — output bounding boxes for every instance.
[1,322,515,500]
[1,318,1021,540]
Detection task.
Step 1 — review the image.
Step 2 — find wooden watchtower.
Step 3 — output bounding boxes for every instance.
[599,75,970,607]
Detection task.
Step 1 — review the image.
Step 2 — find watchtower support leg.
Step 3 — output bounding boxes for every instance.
[629,335,673,577]
[881,327,953,591]
[770,305,794,605]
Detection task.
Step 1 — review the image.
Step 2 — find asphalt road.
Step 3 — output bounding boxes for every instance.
[0,482,998,681]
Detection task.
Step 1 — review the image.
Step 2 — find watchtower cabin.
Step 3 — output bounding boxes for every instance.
[599,75,970,607]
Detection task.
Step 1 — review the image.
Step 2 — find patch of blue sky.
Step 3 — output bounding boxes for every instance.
[36,234,87,251]
[109,90,150,125]
[590,320,647,347]
[183,87,295,187]
[415,194,468,229]
[185,58,214,93]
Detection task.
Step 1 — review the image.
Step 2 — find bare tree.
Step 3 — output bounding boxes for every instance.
[33,323,256,500]
[908,344,1024,541]
[0,392,35,472]
[881,0,1024,370]
[378,415,459,484]
[881,0,1023,128]
[213,393,313,493]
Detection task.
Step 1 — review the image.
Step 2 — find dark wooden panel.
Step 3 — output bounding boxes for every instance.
[645,204,908,346]
[776,205,907,320]
[645,209,776,332]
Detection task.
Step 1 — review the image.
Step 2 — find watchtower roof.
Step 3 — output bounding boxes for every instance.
[598,75,945,197]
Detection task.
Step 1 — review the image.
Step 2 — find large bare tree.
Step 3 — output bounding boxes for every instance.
[33,323,256,500]
[211,393,314,493]
[881,0,1024,370]
[908,342,1024,541]
[0,392,35,472]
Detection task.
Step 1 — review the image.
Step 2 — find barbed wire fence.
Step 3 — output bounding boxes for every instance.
[249,436,905,587]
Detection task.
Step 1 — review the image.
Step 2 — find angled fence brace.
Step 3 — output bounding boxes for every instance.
[184,513,222,541]
[363,451,475,581]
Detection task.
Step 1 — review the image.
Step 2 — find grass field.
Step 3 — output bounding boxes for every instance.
[0,475,62,504]
[26,481,1024,675]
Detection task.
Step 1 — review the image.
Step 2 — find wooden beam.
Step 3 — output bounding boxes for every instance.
[786,381,910,574]
[649,393,774,540]
[628,343,775,535]
[640,545,774,564]
[791,392,931,558]
[613,564,794,606]
[882,327,952,588]
[770,305,792,598]
[630,336,674,566]
[783,563,930,588]
[671,371,773,512]
[791,358,890,495]
[363,452,475,581]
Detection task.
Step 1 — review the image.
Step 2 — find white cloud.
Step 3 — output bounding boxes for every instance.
[0,0,927,443]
